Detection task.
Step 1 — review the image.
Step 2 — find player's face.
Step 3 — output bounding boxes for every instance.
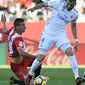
[67,1,76,11]
[16,22,26,33]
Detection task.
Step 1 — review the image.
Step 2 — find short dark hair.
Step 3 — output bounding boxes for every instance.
[14,18,24,27]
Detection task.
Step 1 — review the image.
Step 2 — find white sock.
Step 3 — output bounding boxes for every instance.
[68,55,79,79]
[29,58,41,76]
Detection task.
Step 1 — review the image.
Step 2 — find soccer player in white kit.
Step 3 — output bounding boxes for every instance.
[25,0,84,85]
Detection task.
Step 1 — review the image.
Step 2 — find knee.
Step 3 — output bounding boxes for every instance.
[37,54,45,62]
[65,47,74,56]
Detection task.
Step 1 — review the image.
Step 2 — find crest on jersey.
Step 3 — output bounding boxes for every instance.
[18,41,23,47]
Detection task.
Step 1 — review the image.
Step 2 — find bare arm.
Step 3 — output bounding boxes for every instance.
[1,14,7,33]
[71,22,78,52]
[26,3,48,12]
[71,22,77,39]
[17,47,35,58]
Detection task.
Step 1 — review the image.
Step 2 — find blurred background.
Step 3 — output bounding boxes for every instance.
[0,0,85,67]
[0,0,85,22]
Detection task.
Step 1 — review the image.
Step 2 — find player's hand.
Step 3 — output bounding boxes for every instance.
[73,41,78,52]
[26,8,34,14]
[1,14,6,23]
[27,8,34,12]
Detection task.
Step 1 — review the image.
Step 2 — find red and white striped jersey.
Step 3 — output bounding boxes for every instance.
[6,27,26,57]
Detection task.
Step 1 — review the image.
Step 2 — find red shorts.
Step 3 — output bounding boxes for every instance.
[10,57,35,81]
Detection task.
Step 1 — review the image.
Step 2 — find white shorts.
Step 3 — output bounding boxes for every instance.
[38,33,72,55]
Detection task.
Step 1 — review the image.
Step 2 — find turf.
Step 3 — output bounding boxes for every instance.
[0,68,85,85]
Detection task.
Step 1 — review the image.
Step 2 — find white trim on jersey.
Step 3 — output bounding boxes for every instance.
[8,28,24,55]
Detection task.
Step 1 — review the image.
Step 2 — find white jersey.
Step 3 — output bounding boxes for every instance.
[42,0,78,35]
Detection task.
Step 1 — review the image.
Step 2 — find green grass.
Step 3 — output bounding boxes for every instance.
[0,68,85,85]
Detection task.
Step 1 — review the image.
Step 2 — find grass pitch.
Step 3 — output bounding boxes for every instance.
[0,68,85,85]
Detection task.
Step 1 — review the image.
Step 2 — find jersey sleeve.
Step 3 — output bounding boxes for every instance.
[47,0,61,9]
[72,11,79,23]
[6,27,14,35]
[13,38,23,49]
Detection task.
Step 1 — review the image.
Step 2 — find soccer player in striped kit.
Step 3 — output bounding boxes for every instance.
[1,14,41,85]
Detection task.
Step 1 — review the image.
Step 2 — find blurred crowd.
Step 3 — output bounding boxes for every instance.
[0,0,85,22]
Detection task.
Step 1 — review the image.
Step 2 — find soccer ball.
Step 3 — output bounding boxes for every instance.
[34,76,49,85]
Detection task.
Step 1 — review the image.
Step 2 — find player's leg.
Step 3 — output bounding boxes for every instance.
[56,34,83,85]
[29,34,54,76]
[60,45,79,78]
[25,34,54,85]
[24,57,42,78]
[82,70,85,83]
[10,76,25,85]
[34,64,42,78]
[60,45,84,85]
[10,62,28,85]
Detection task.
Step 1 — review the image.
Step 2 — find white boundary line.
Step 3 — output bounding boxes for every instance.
[0,65,85,69]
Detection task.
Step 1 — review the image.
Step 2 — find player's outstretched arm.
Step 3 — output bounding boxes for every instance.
[17,47,36,58]
[26,3,48,12]
[1,14,7,33]
[71,22,78,52]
